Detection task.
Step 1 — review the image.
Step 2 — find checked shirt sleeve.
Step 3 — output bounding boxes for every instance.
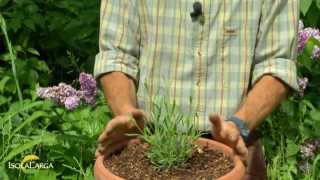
[252,0,299,91]
[94,0,140,83]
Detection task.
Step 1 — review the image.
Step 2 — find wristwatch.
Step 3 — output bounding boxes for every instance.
[226,116,250,143]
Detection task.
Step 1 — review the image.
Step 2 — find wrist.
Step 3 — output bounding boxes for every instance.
[115,105,138,116]
[234,111,252,130]
[226,115,250,143]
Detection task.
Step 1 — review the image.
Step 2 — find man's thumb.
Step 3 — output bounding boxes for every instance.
[131,109,146,121]
[209,113,222,131]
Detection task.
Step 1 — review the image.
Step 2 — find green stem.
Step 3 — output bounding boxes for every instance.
[73,156,85,176]
[62,164,82,174]
[0,14,23,104]
[312,155,320,179]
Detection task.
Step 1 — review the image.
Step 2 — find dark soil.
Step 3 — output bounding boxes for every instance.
[104,143,234,180]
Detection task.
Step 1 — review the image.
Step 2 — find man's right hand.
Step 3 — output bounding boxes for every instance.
[95,109,145,157]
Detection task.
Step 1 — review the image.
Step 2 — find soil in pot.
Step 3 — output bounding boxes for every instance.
[104,143,234,180]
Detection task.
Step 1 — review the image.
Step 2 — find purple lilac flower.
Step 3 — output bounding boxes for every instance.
[37,83,77,105]
[37,72,96,110]
[300,138,320,158]
[297,77,308,96]
[298,26,320,52]
[300,144,316,158]
[79,72,97,105]
[311,45,320,59]
[37,83,78,109]
[37,87,48,98]
[298,161,310,173]
[54,83,77,104]
[64,96,81,110]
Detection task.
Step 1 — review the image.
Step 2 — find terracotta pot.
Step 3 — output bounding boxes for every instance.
[94,138,245,180]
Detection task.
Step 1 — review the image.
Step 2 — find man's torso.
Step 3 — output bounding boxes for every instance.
[135,0,263,131]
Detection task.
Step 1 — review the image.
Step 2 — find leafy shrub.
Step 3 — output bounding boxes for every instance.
[261,1,320,178]
[0,7,109,178]
[0,0,99,84]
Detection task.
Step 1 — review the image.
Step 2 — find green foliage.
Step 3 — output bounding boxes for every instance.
[262,98,320,179]
[0,164,9,180]
[134,96,201,169]
[261,2,320,179]
[0,14,23,103]
[300,0,313,16]
[1,0,99,84]
[0,96,111,179]
[300,0,320,27]
[0,12,111,177]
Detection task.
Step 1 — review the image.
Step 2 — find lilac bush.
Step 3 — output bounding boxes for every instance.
[37,72,97,110]
[37,83,77,105]
[79,72,97,105]
[298,139,320,173]
[297,21,320,168]
[298,161,311,173]
[296,21,320,97]
[311,45,320,59]
[297,77,309,96]
[64,96,81,110]
[298,21,320,52]
[300,139,320,158]
[263,19,320,179]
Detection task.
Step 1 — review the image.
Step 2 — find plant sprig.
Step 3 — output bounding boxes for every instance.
[131,96,201,170]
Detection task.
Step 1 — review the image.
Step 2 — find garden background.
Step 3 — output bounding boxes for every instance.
[0,0,320,179]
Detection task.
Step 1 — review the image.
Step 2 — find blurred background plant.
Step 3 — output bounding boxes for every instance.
[0,0,320,179]
[0,0,111,179]
[0,0,99,85]
[261,1,320,179]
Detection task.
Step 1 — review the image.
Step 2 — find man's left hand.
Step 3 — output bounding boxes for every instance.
[209,114,248,162]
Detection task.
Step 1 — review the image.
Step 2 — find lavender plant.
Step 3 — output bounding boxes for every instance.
[131,96,201,170]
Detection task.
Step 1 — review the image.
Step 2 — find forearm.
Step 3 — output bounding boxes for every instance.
[100,71,137,116]
[234,75,289,130]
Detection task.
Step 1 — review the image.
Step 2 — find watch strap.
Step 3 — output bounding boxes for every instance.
[226,116,250,143]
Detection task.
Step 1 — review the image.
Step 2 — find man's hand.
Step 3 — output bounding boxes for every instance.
[95,109,145,157]
[209,114,248,161]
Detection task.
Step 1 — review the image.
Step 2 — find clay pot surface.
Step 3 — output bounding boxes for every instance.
[94,138,245,180]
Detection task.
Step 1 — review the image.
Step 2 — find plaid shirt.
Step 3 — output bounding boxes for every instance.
[94,0,299,131]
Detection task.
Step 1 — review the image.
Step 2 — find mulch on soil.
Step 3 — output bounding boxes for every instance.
[104,143,234,180]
